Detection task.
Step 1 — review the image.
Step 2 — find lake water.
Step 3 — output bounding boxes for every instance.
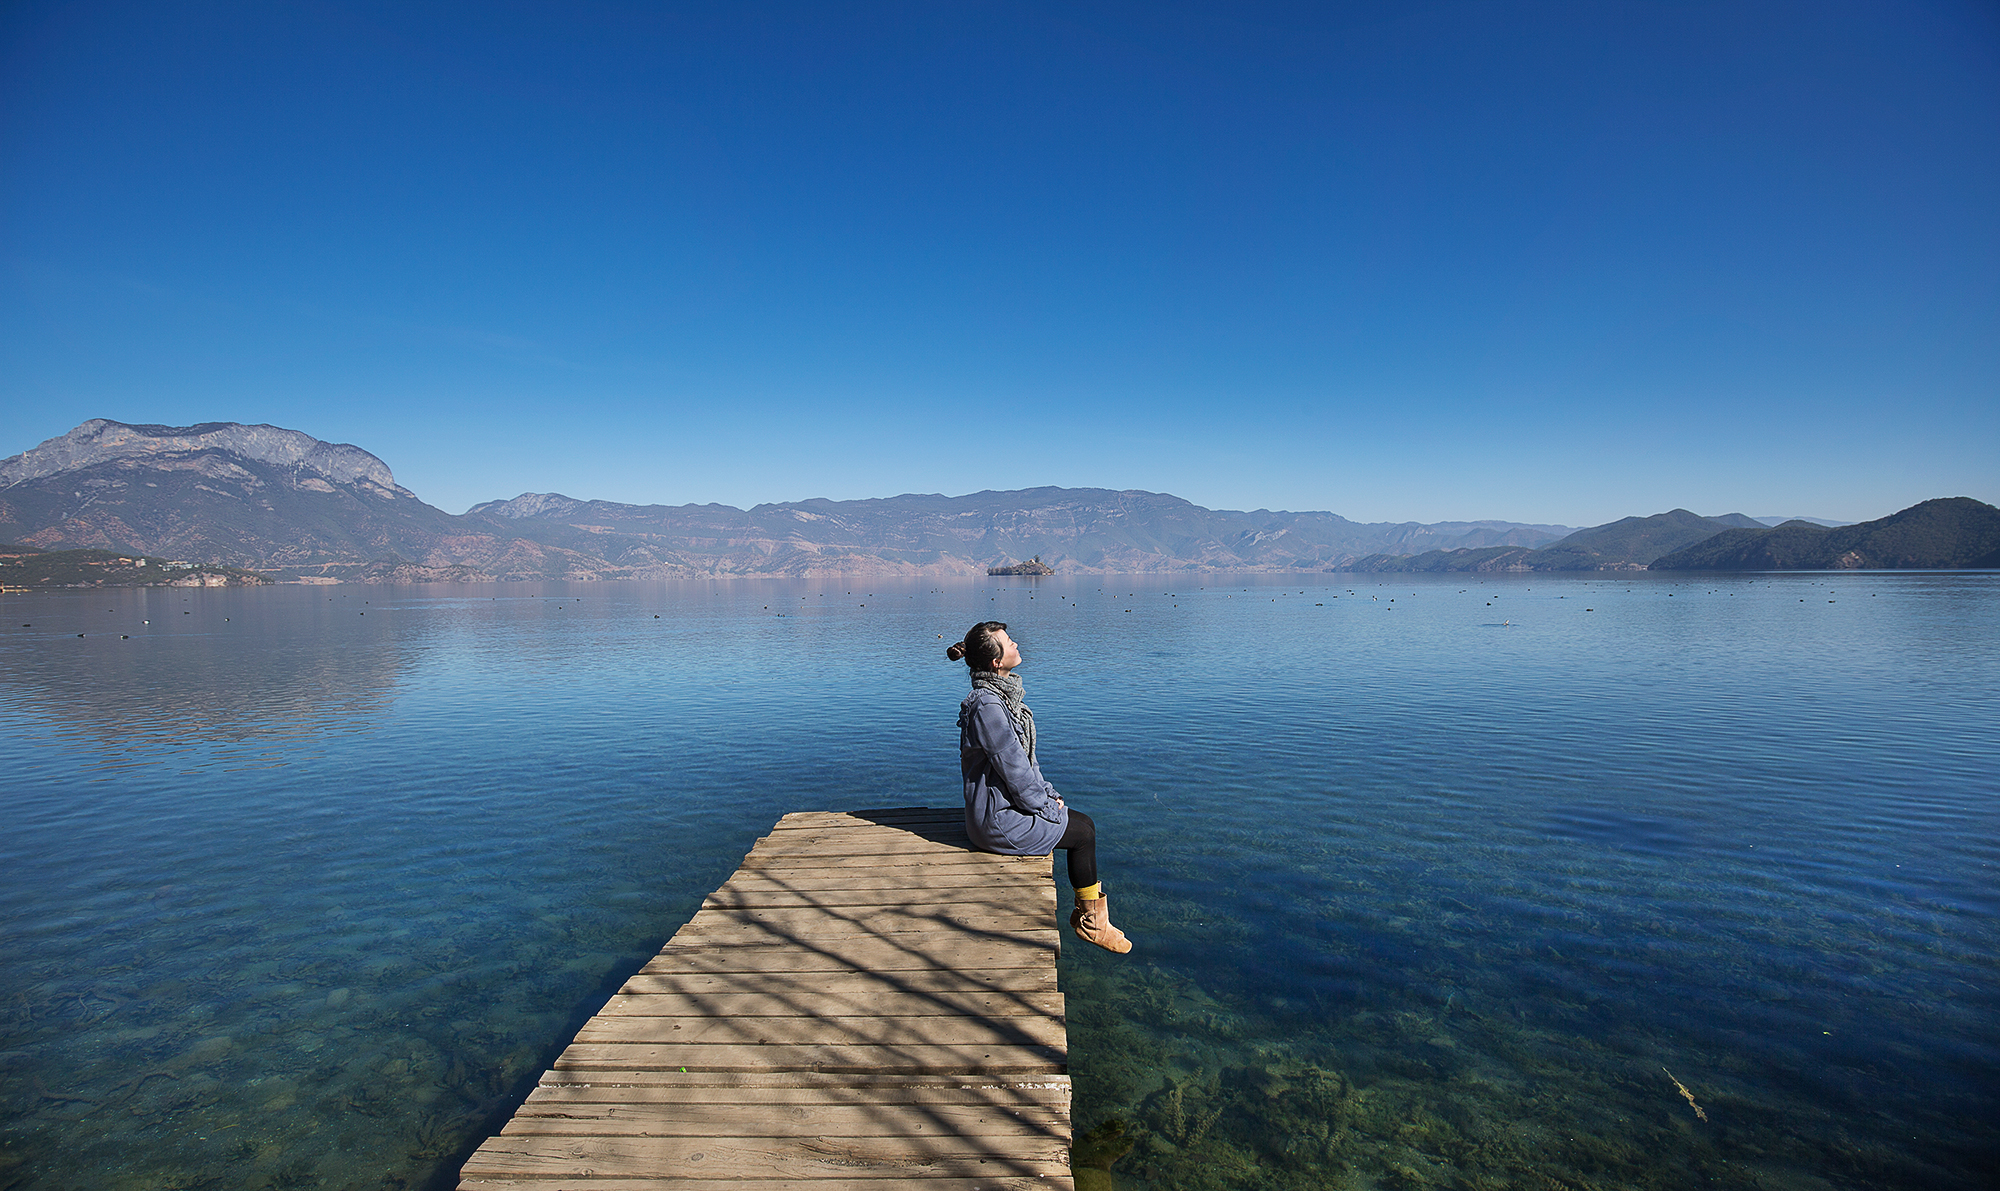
[2,572,1995,1191]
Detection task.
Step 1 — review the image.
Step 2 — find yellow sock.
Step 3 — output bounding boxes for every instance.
[1073,882,1103,900]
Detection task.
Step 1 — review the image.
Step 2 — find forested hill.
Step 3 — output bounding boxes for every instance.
[1650,498,2000,570]
[1343,508,1767,573]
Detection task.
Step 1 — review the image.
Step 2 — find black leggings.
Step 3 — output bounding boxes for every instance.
[1056,809,1099,890]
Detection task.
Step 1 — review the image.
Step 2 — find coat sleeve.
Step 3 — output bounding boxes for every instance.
[966,696,1063,821]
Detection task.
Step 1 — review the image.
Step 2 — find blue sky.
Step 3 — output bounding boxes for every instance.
[3,1,1995,525]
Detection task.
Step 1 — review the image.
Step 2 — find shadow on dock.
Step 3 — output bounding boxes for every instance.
[457,806,1074,1190]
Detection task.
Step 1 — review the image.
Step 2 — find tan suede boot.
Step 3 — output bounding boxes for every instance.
[1070,894,1132,954]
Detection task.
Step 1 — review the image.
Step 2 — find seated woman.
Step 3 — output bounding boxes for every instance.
[948,620,1131,954]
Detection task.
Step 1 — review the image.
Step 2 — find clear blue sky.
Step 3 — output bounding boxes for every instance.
[3,1,1995,525]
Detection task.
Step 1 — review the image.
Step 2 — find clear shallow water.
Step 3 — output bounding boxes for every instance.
[1,574,1994,1190]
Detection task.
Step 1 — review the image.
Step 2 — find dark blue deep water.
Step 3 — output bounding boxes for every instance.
[2,573,1995,1190]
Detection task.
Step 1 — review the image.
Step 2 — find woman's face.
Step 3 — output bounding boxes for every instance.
[989,630,1023,674]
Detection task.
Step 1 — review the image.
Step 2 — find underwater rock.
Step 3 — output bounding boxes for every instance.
[1072,1118,1134,1191]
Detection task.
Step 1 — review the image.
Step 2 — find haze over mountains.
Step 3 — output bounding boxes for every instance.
[2,421,1990,581]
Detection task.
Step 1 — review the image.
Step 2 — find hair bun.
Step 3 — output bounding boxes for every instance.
[945,642,967,661]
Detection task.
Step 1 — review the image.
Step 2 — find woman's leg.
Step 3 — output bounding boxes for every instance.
[1056,809,1099,892]
[1056,809,1128,953]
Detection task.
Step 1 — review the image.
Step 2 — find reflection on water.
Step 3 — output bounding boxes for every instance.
[1,574,1995,1190]
[1,587,404,764]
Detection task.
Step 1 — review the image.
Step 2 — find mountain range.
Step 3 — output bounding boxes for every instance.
[0,420,1576,580]
[1650,498,2000,570]
[1,420,1990,581]
[1346,508,1775,572]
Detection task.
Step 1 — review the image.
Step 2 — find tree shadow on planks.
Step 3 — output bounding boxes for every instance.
[459,807,1077,1188]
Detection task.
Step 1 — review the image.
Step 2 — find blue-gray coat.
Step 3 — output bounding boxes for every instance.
[958,688,1068,856]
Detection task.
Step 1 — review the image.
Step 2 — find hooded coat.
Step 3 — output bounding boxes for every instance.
[958,687,1068,855]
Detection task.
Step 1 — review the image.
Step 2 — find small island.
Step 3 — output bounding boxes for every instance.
[987,555,1054,576]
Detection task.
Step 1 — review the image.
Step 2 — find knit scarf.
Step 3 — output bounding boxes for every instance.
[968,669,1036,763]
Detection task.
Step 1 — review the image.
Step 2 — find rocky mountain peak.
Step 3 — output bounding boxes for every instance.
[0,419,406,494]
[465,492,586,519]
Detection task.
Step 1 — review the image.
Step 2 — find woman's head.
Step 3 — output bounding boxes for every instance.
[946,621,1019,672]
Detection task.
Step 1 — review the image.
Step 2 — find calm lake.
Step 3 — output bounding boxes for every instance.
[2,572,1995,1190]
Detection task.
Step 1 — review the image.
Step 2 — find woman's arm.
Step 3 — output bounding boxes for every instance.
[967,696,1063,820]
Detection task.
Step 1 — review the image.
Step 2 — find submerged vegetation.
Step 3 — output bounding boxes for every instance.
[1058,865,1989,1191]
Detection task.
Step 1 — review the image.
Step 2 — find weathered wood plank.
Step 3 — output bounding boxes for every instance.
[706,876,1041,896]
[736,854,1042,874]
[460,1133,1069,1178]
[614,970,1057,997]
[526,1077,1069,1103]
[573,1013,1066,1048]
[500,1101,1066,1136]
[667,915,1053,945]
[703,890,1049,913]
[670,909,1054,934]
[595,989,1063,1018]
[747,833,978,850]
[516,1085,1066,1113]
[460,808,1069,1191]
[638,938,1057,975]
[524,1071,1072,1103]
[552,1041,1065,1075]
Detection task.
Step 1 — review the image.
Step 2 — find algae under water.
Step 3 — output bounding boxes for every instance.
[2,573,1995,1189]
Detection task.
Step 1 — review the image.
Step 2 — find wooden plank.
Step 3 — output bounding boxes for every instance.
[527,1076,1069,1103]
[573,1013,1065,1048]
[551,1041,1065,1075]
[460,1134,1069,1178]
[735,854,1042,873]
[637,939,1057,975]
[460,807,1070,1191]
[518,1082,1068,1110]
[614,970,1057,997]
[516,1075,1067,1097]
[500,1101,1066,1136]
[661,927,1055,952]
[706,876,1040,895]
[703,889,1049,911]
[595,990,1063,1018]
[746,835,977,854]
[666,916,1052,945]
[714,866,1043,885]
[677,905,1053,931]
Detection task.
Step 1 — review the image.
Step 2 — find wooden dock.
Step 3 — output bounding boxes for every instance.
[459,807,1072,1190]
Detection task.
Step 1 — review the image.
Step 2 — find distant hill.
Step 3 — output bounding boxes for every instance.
[1651,498,2000,570]
[467,487,1576,576]
[0,542,264,587]
[1,419,1577,580]
[1344,509,1766,572]
[1753,515,1850,528]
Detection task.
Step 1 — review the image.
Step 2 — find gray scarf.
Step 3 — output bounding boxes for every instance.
[968,669,1036,762]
